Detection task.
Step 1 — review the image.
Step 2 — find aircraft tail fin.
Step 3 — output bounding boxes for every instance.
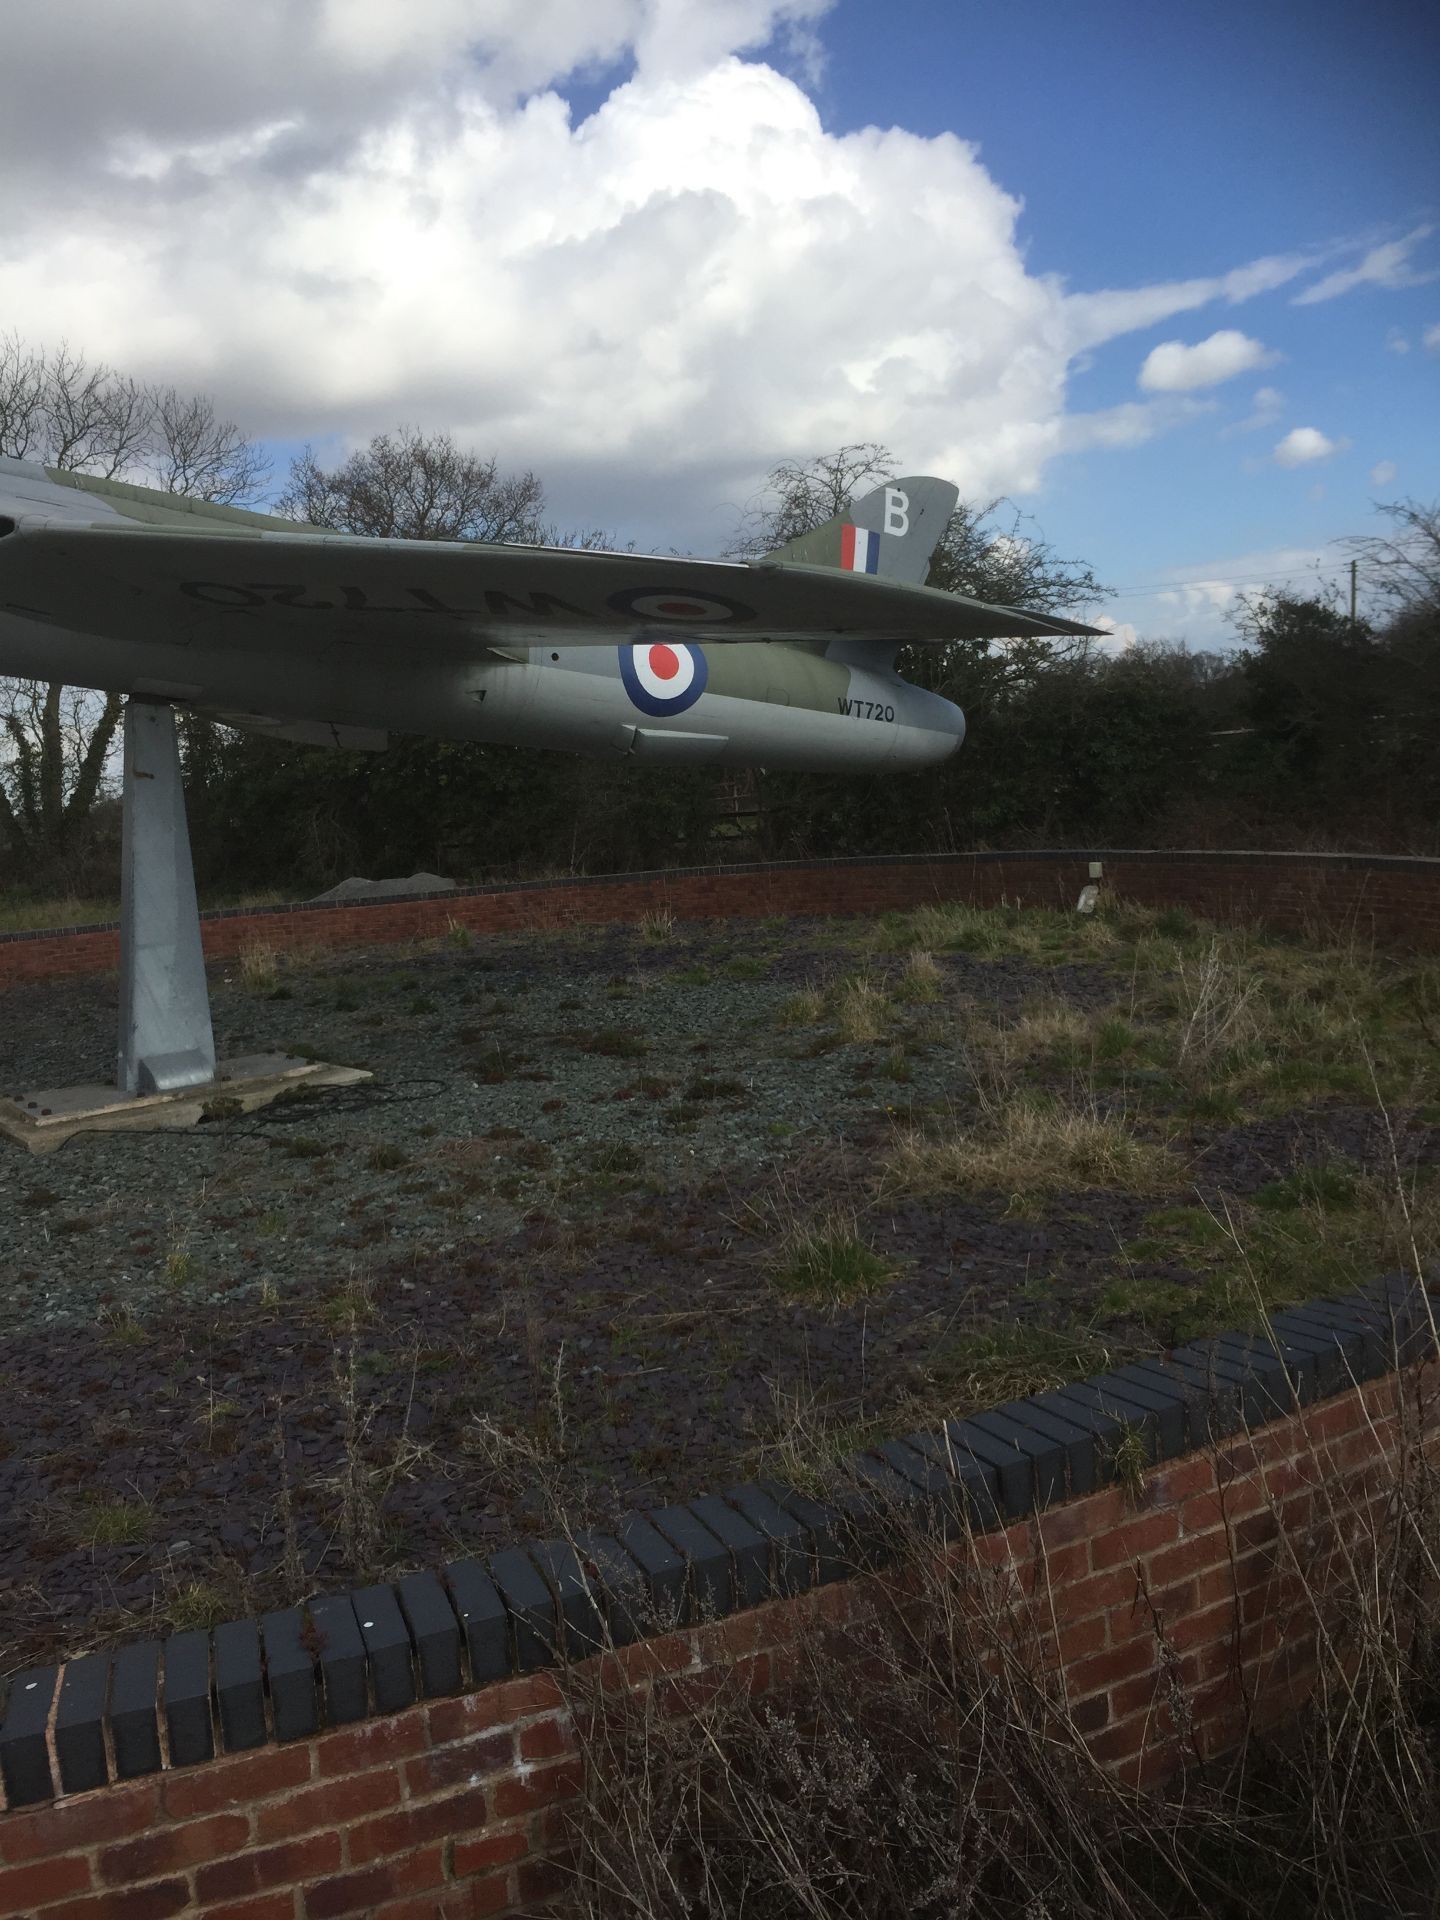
[759,475,959,587]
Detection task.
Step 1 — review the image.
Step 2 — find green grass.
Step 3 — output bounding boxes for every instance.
[770,1215,896,1305]
[924,1319,1124,1413]
[1112,1165,1438,1344]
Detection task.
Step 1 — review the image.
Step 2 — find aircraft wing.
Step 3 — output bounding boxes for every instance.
[0,460,1103,659]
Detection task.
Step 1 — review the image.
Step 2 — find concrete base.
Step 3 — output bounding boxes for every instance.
[0,1054,372,1154]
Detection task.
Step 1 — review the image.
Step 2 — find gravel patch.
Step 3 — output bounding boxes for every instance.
[1,913,1431,1673]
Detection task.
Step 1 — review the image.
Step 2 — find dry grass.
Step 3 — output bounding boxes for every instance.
[554,1334,1440,1920]
[884,1094,1179,1200]
[237,940,280,994]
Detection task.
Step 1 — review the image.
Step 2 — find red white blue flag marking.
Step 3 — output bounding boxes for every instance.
[840,524,879,574]
[619,639,709,716]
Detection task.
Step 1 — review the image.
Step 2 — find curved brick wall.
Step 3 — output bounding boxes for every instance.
[0,848,1437,987]
[2,1276,1435,1920]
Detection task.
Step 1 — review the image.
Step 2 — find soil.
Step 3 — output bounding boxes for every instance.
[1,915,1434,1674]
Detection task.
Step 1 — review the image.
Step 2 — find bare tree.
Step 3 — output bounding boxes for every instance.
[727,443,1106,614]
[0,336,47,462]
[727,443,896,557]
[0,332,269,500]
[1345,499,1440,623]
[277,427,546,543]
[151,387,271,505]
[0,336,270,888]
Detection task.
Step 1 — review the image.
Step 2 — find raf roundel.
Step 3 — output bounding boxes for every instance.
[618,639,709,717]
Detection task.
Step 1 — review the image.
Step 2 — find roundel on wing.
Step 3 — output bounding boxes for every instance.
[607,587,755,625]
[619,639,709,716]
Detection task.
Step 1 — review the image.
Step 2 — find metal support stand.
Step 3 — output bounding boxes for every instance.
[0,698,372,1153]
[116,699,217,1094]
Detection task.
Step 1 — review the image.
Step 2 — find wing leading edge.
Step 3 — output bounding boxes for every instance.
[0,459,1104,663]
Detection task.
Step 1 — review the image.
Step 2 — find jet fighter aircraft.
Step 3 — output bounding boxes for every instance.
[0,460,1098,774]
[0,456,1100,1102]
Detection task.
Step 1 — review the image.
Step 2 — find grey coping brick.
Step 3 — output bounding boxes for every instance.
[1276,1305,1384,1382]
[162,1631,215,1766]
[1163,1347,1280,1429]
[1119,1359,1244,1442]
[966,1410,1068,1508]
[309,1592,369,1723]
[110,1641,163,1779]
[352,1585,417,1713]
[874,1440,973,1539]
[0,1666,58,1805]
[723,1484,814,1596]
[488,1548,557,1671]
[213,1620,267,1751]
[529,1539,600,1662]
[647,1505,732,1620]
[1051,1380,1176,1462]
[758,1482,849,1586]
[1028,1389,1131,1453]
[260,1609,320,1741]
[1207,1334,1309,1413]
[900,1429,1002,1529]
[1082,1373,1188,1458]
[444,1560,511,1686]
[55,1653,110,1796]
[938,1420,1034,1518]
[842,1451,929,1560]
[1260,1315,1357,1398]
[615,1514,689,1624]
[396,1572,463,1697]
[571,1531,647,1649]
[996,1398,1100,1496]
[688,1497,772,1610]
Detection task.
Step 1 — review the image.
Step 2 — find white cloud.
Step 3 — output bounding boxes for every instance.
[1063,252,1315,354]
[1292,224,1437,304]
[1138,329,1275,393]
[1386,329,1410,354]
[1273,427,1346,468]
[1425,323,1440,354]
[1223,385,1285,437]
[0,1,1372,549]
[1370,460,1397,487]
[1104,542,1345,652]
[1092,616,1138,651]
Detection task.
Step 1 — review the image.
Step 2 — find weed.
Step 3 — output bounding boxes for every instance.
[894,949,944,1003]
[639,907,675,943]
[770,1211,895,1305]
[238,942,280,994]
[924,1318,1120,1411]
[884,1093,1177,1199]
[54,1490,153,1550]
[779,986,827,1028]
[162,1581,236,1633]
[279,1134,329,1160]
[19,1185,60,1209]
[833,975,894,1045]
[366,1143,411,1173]
[445,916,472,948]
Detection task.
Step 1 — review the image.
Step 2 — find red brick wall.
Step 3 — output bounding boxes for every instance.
[2,1364,1429,1919]
[1,851,1437,989]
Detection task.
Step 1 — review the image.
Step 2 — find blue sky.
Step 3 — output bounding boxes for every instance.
[810,0,1440,638]
[2,0,1436,650]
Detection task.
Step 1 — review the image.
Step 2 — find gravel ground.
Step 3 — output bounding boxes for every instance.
[1,914,1433,1672]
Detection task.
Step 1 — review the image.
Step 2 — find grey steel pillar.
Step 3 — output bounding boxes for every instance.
[117,699,217,1095]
